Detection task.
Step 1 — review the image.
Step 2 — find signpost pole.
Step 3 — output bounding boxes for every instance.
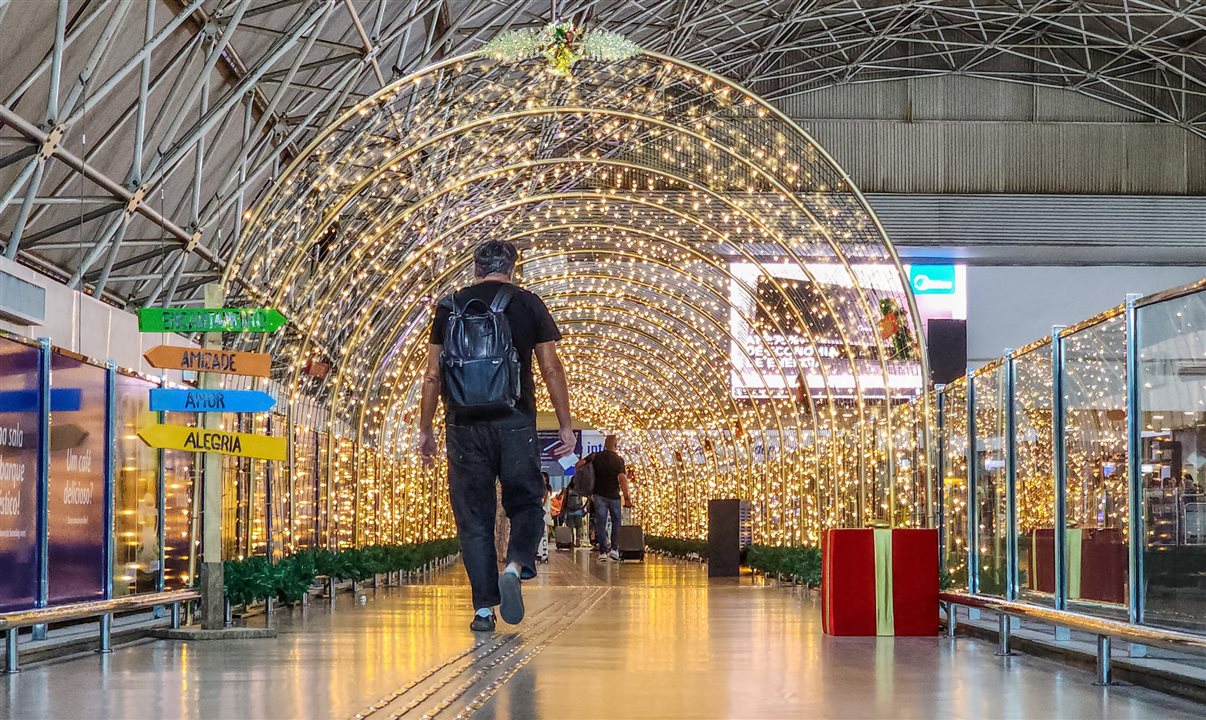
[199,284,225,631]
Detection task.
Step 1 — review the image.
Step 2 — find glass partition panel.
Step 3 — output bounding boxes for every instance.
[1062,314,1129,614]
[1014,343,1055,605]
[113,373,160,596]
[47,353,107,605]
[333,437,355,549]
[941,380,969,590]
[316,431,330,548]
[358,445,379,545]
[162,411,196,590]
[1137,290,1206,632]
[292,426,318,550]
[0,335,41,612]
[266,413,288,559]
[973,364,1009,596]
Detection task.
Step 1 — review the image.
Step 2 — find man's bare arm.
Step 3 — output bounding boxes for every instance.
[534,341,575,454]
[418,345,441,462]
[619,472,632,507]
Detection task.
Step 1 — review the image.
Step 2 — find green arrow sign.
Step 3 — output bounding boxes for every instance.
[138,307,287,333]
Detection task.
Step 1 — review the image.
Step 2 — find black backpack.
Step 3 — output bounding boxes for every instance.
[439,285,521,412]
[574,453,596,496]
[564,489,584,513]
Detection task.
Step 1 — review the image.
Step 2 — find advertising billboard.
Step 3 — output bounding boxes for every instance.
[0,337,41,611]
[729,262,965,400]
[46,353,107,605]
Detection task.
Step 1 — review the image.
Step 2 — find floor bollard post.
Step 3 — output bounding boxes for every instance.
[98,613,113,654]
[328,576,337,601]
[266,597,274,615]
[170,602,181,629]
[224,600,233,627]
[995,613,1015,656]
[946,604,957,639]
[5,629,19,674]
[1095,635,1113,686]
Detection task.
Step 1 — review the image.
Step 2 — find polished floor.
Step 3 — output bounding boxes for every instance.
[2,552,1203,719]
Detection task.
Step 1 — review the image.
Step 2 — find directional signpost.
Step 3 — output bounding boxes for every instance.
[137,289,288,633]
[137,307,287,334]
[144,346,272,378]
[137,424,287,462]
[149,388,276,413]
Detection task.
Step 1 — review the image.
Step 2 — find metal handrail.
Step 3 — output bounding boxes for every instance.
[941,591,1206,686]
[0,589,198,629]
[1135,276,1206,309]
[2,589,198,674]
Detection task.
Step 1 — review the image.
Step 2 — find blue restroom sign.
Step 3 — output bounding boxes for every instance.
[908,265,957,295]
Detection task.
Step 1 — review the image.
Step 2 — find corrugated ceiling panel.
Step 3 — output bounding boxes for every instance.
[866,194,1206,247]
[909,76,1035,122]
[776,81,908,120]
[1034,85,1147,123]
[1125,125,1188,194]
[786,119,1192,195]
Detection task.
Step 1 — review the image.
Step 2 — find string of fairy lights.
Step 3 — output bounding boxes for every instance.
[214,45,928,548]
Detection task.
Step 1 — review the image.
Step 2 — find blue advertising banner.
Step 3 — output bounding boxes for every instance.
[0,336,40,612]
[47,353,107,605]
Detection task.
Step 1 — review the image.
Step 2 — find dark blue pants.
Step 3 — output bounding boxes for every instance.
[594,496,622,554]
[445,415,544,610]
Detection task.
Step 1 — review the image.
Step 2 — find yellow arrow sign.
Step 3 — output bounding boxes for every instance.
[137,423,287,461]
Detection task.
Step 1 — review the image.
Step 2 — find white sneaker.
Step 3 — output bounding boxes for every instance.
[609,550,621,561]
[598,553,609,563]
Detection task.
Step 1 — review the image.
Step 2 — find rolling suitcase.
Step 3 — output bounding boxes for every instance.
[617,525,644,562]
[554,525,574,550]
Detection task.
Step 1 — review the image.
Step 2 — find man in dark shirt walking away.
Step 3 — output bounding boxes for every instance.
[580,435,631,562]
[419,240,575,632]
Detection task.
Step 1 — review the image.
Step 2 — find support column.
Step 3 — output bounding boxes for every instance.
[1125,294,1143,626]
[199,283,225,630]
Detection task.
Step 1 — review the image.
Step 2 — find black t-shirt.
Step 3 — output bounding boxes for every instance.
[588,449,626,500]
[429,281,561,423]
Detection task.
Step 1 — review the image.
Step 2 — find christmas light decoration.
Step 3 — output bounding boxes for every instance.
[224,41,929,546]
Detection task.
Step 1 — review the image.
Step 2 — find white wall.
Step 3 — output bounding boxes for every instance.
[0,256,194,382]
[966,265,1206,365]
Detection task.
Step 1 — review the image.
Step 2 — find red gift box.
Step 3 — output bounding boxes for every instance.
[822,528,939,636]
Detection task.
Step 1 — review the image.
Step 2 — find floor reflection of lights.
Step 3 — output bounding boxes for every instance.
[2,554,1202,720]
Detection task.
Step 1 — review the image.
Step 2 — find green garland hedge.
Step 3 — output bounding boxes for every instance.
[224,538,460,606]
[646,535,708,559]
[745,545,822,586]
[646,536,822,586]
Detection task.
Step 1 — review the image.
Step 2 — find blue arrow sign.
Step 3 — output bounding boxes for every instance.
[148,388,276,413]
[0,388,83,413]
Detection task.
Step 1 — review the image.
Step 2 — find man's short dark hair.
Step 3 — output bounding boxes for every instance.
[474,240,518,278]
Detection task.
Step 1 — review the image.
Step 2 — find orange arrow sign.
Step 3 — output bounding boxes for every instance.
[143,346,271,378]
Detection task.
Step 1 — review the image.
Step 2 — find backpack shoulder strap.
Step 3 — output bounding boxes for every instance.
[438,292,457,312]
[490,284,518,313]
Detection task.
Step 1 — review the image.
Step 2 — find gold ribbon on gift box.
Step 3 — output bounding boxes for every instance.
[873,528,895,636]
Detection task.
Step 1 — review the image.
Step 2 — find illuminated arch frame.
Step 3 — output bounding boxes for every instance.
[229,48,934,541]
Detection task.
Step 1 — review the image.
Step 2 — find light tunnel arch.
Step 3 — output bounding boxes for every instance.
[228,45,932,543]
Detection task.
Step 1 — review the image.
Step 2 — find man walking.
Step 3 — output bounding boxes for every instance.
[419,240,575,632]
[580,435,631,562]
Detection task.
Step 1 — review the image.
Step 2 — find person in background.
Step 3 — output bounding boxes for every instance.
[419,240,575,632]
[539,473,554,563]
[560,477,587,546]
[579,435,631,562]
